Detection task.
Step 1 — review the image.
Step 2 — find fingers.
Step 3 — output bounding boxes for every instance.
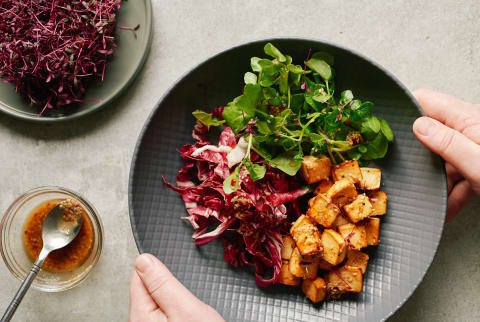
[445,162,463,194]
[447,180,473,222]
[129,272,166,322]
[134,254,205,317]
[413,89,480,143]
[413,117,480,189]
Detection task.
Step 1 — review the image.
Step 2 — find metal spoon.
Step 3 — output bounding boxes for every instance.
[1,202,83,322]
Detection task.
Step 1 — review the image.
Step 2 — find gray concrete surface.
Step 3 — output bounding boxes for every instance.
[0,0,479,321]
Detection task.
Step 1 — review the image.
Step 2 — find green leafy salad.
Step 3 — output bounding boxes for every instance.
[192,43,394,191]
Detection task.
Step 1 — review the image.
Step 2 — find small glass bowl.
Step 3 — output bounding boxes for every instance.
[0,186,103,292]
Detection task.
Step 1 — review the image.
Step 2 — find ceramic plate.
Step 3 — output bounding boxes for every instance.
[129,38,447,322]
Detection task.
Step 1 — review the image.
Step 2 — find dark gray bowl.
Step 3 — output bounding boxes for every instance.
[129,38,446,322]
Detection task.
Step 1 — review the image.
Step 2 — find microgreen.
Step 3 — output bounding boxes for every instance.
[0,0,129,115]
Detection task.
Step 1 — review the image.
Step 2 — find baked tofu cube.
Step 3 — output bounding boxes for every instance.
[278,260,301,286]
[332,160,363,185]
[367,191,388,215]
[364,217,380,246]
[317,259,334,271]
[314,179,334,195]
[327,266,363,298]
[307,194,340,228]
[281,235,295,260]
[289,248,318,279]
[345,250,369,274]
[337,224,367,250]
[302,277,327,303]
[326,179,358,207]
[300,155,331,184]
[343,194,373,223]
[290,215,322,256]
[331,213,351,229]
[321,229,347,265]
[359,168,381,190]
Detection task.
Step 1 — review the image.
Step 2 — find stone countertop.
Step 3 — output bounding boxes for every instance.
[0,1,479,321]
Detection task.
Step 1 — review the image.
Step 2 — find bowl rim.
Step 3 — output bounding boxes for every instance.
[0,0,153,123]
[127,37,447,321]
[0,186,104,292]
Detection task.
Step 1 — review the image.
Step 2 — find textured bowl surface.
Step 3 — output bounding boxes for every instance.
[129,38,446,322]
[0,0,152,122]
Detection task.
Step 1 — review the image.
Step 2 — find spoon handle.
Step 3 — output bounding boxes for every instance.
[1,248,49,322]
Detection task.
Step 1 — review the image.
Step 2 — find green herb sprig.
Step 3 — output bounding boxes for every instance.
[195,43,394,184]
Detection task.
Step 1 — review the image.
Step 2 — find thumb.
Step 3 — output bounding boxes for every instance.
[413,116,480,186]
[134,253,206,317]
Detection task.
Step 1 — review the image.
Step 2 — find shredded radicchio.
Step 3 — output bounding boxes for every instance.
[164,107,308,287]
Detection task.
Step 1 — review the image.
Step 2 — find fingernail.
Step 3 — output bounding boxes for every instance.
[413,117,436,136]
[135,254,153,273]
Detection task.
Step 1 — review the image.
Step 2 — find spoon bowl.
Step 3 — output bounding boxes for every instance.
[1,201,83,322]
[42,204,83,252]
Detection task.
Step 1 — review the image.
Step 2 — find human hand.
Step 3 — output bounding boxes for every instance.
[412,89,480,222]
[129,253,225,322]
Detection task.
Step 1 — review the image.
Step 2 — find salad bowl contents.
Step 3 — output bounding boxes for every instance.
[164,43,393,301]
[129,38,446,321]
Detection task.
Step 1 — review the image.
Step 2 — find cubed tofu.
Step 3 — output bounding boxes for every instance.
[317,259,334,271]
[332,160,363,185]
[331,213,351,229]
[321,229,347,265]
[314,179,334,195]
[337,224,368,250]
[307,194,340,228]
[359,168,381,190]
[300,155,332,184]
[343,194,373,223]
[367,191,388,215]
[289,248,318,279]
[290,215,323,256]
[281,235,296,260]
[327,266,363,298]
[302,277,327,303]
[326,179,358,207]
[364,217,380,246]
[278,260,301,286]
[345,250,369,274]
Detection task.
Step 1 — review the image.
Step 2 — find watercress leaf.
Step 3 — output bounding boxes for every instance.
[312,93,331,103]
[222,102,245,133]
[251,57,262,72]
[237,84,262,116]
[244,160,266,181]
[340,90,353,104]
[223,166,240,194]
[256,120,272,135]
[347,149,362,160]
[192,110,225,129]
[365,133,388,159]
[351,100,373,120]
[360,115,381,140]
[285,55,293,65]
[269,154,302,176]
[308,132,326,143]
[380,118,394,142]
[287,64,305,74]
[305,53,332,81]
[244,72,257,85]
[311,51,334,65]
[264,43,286,62]
[278,67,289,95]
[357,145,367,153]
